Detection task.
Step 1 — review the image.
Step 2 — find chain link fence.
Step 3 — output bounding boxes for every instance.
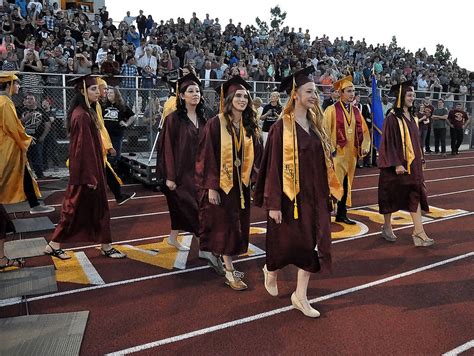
[13,72,474,181]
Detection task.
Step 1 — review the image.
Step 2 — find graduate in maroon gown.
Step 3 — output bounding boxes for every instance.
[44,75,126,259]
[378,81,433,247]
[157,73,223,274]
[255,66,343,318]
[195,76,262,291]
[0,204,17,269]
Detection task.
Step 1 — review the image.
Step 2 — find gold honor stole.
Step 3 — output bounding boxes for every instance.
[282,114,300,219]
[219,114,254,200]
[396,115,416,174]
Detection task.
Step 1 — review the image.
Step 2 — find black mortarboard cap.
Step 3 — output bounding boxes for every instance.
[177,73,201,92]
[279,65,315,94]
[388,80,414,108]
[215,75,252,112]
[68,74,98,89]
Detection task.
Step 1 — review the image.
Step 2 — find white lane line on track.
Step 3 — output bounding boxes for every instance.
[75,252,105,285]
[348,188,474,211]
[55,187,474,251]
[44,162,474,203]
[352,175,474,192]
[106,252,474,355]
[102,175,474,221]
[1,211,472,308]
[442,340,474,356]
[355,163,474,179]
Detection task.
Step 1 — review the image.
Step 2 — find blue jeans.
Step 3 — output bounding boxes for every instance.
[109,134,123,166]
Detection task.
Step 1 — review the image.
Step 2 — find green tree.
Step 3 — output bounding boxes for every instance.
[434,44,452,63]
[255,5,287,33]
[270,5,287,30]
[389,36,397,48]
[255,17,269,34]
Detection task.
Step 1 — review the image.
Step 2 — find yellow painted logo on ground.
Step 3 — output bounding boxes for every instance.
[249,227,267,235]
[331,217,369,239]
[53,251,101,285]
[239,243,265,257]
[116,234,192,270]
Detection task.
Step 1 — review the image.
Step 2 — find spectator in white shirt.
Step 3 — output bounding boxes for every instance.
[417,74,429,92]
[136,47,158,74]
[123,11,135,26]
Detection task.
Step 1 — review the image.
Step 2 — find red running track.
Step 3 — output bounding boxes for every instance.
[1,152,473,355]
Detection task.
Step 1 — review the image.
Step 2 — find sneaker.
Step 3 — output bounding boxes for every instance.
[30,204,55,214]
[116,192,136,205]
[199,251,225,275]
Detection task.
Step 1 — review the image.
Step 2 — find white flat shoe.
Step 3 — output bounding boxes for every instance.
[262,264,278,297]
[167,238,190,251]
[291,292,320,318]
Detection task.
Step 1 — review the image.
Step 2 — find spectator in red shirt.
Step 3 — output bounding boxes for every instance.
[448,103,470,155]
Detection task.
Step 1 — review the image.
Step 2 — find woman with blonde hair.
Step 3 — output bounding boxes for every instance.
[260,91,283,146]
[101,87,135,164]
[255,66,342,318]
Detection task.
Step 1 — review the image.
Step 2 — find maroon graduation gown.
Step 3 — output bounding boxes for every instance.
[156,111,206,234]
[52,106,112,243]
[378,112,429,214]
[195,116,262,256]
[255,120,332,273]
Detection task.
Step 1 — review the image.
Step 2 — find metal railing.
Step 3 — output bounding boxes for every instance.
[11,72,473,180]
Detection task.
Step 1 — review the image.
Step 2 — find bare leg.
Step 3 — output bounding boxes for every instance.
[383,213,393,233]
[167,230,189,250]
[222,255,233,271]
[291,268,320,317]
[295,268,311,301]
[409,204,433,245]
[409,204,424,235]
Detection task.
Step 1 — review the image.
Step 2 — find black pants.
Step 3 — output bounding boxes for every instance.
[425,126,432,152]
[106,164,122,200]
[433,128,446,153]
[450,127,464,153]
[24,169,39,208]
[337,175,349,218]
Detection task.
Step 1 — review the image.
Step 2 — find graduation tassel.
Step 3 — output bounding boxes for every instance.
[292,117,299,220]
[240,193,245,209]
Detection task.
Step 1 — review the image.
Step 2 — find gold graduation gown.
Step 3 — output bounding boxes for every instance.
[0,95,40,203]
[323,103,370,206]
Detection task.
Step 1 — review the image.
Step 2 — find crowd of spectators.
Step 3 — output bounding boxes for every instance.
[0,1,472,177]
[0,2,472,108]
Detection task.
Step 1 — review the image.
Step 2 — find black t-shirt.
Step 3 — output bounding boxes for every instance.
[17,106,48,139]
[261,103,282,132]
[102,102,134,137]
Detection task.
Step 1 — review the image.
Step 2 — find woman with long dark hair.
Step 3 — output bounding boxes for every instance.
[44,75,126,260]
[255,66,342,317]
[378,81,432,246]
[195,76,262,290]
[157,73,222,270]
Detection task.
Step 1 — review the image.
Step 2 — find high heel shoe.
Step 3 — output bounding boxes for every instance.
[291,292,320,318]
[262,265,278,297]
[381,227,397,242]
[412,231,434,247]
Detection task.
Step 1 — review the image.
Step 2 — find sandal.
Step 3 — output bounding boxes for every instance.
[0,256,23,270]
[101,247,126,259]
[44,243,71,260]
